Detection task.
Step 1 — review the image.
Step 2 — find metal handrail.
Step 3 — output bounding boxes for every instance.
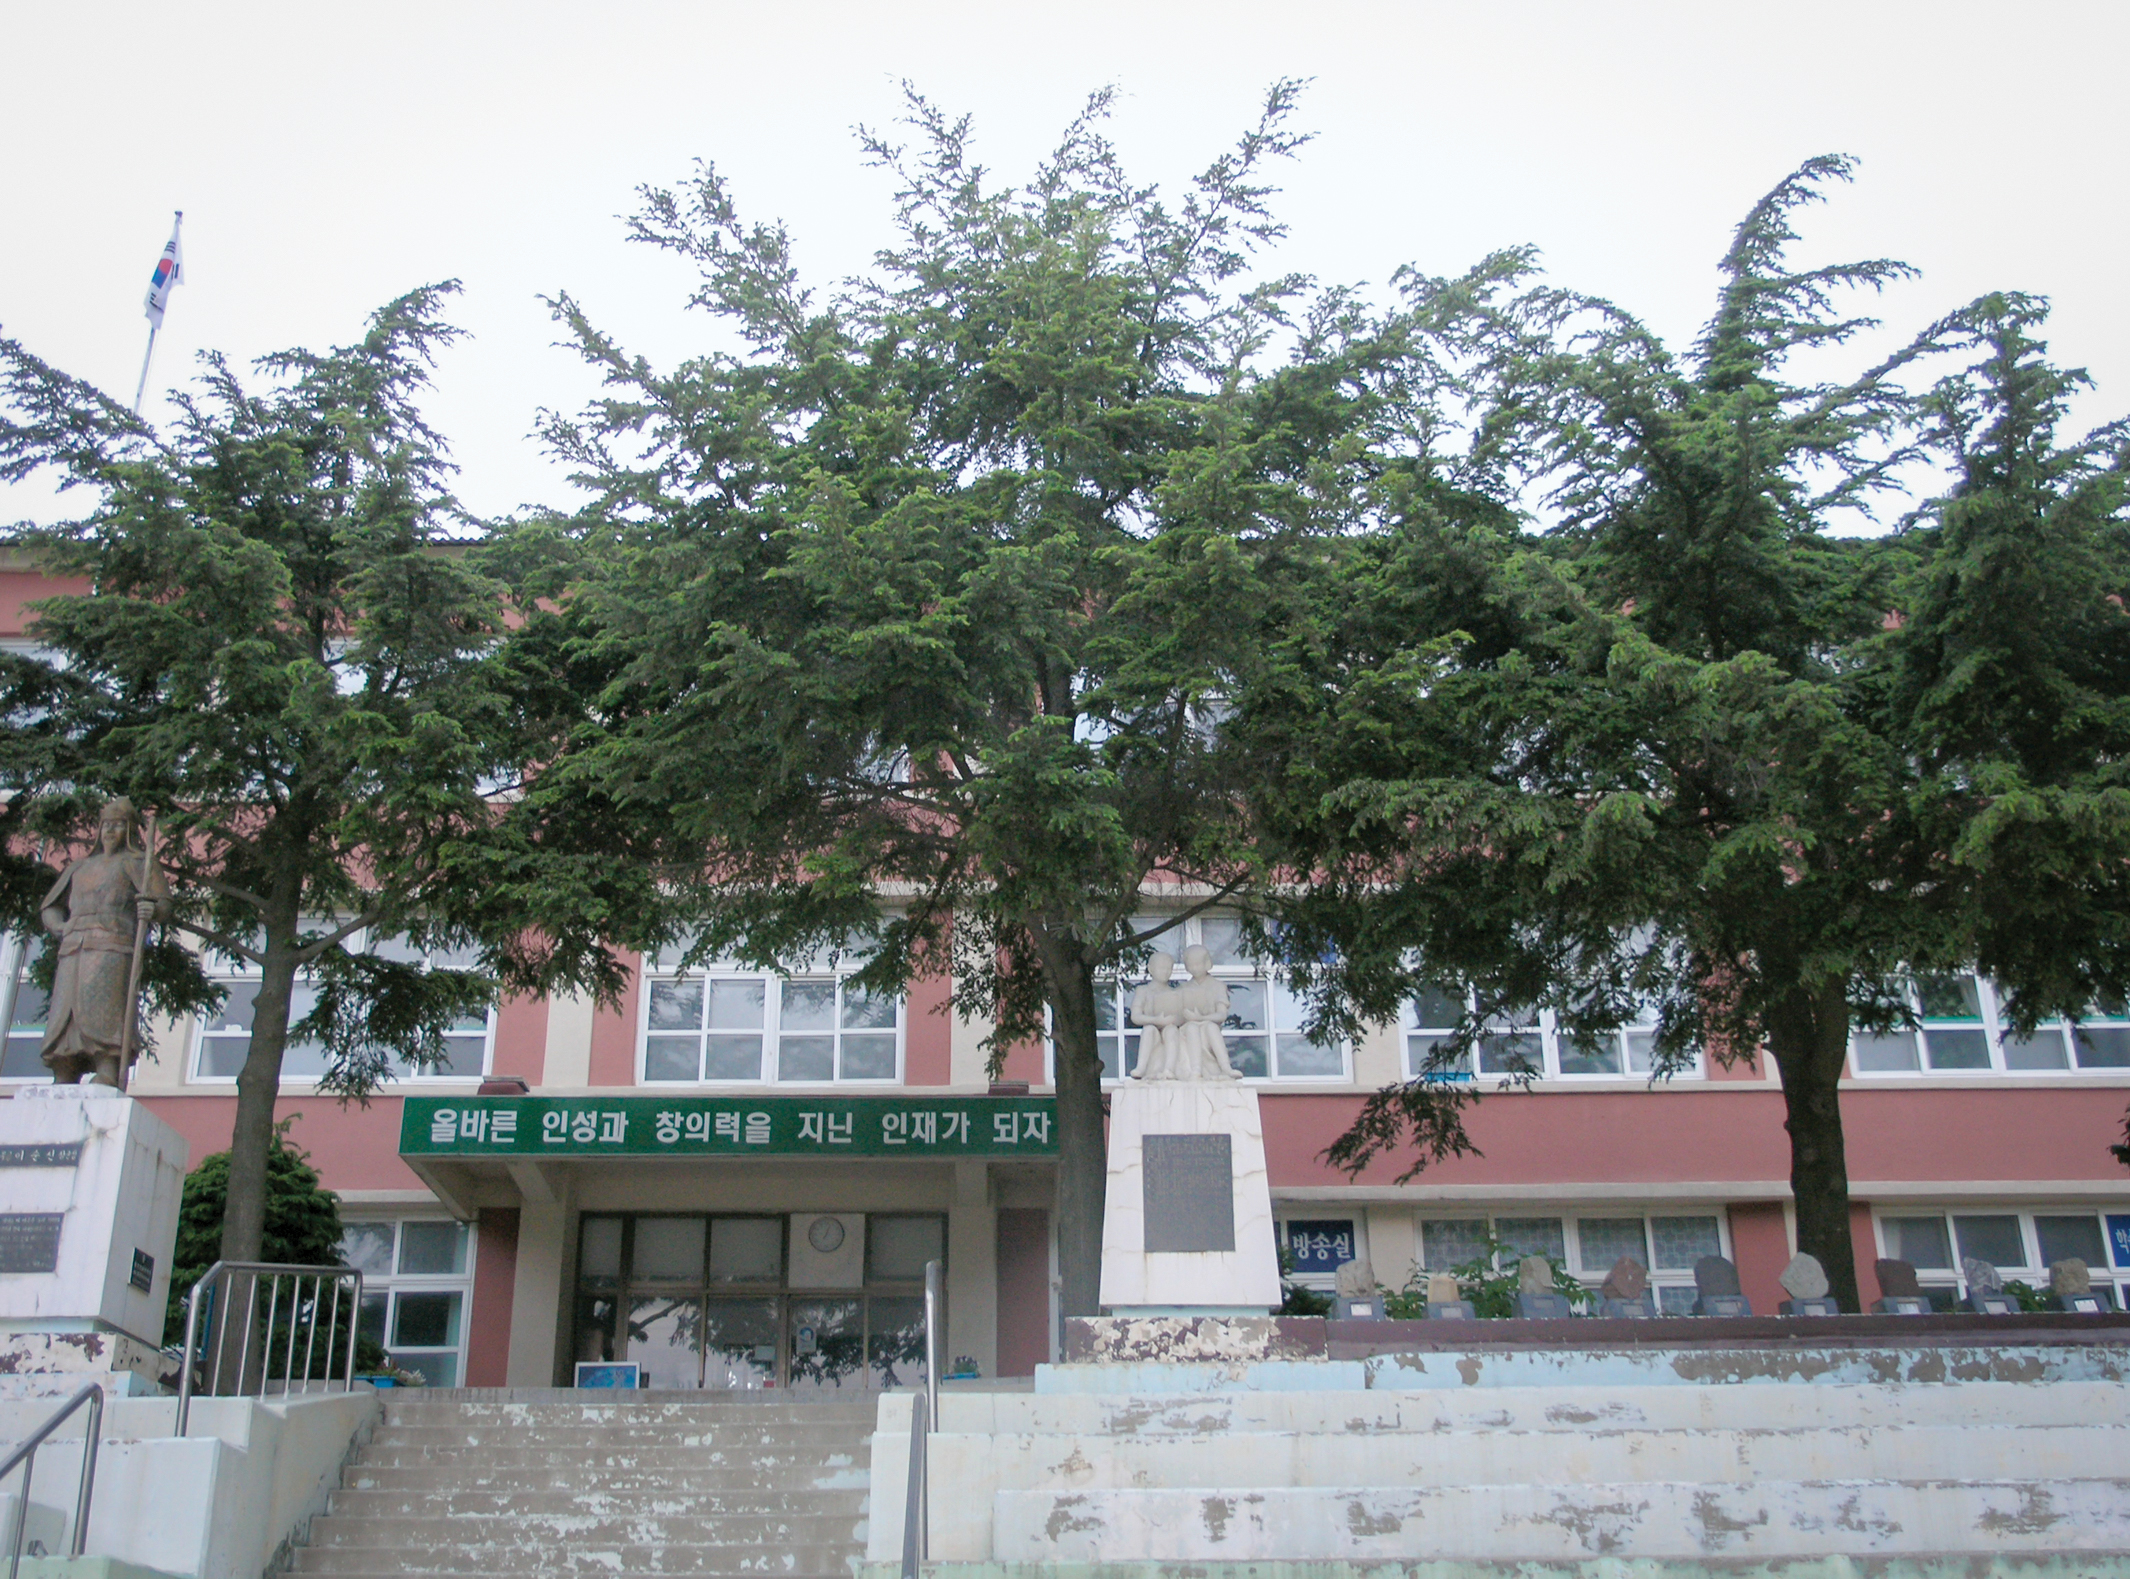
[901,1257,944,1579]
[175,1261,364,1435]
[1,1383,103,1579]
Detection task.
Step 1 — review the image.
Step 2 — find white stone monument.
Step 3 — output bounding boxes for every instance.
[1097,948,1280,1314]
[0,1087,188,1395]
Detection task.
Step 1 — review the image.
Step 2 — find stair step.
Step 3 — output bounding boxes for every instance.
[307,1512,865,1548]
[926,1421,2130,1491]
[344,1464,869,1493]
[326,1487,869,1519]
[992,1478,2130,1562]
[301,1398,871,1579]
[292,1542,864,1574]
[350,1446,865,1471]
[365,1422,869,1449]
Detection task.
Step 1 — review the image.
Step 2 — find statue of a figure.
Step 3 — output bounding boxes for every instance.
[1128,945,1241,1081]
[1127,952,1184,1079]
[39,798,168,1086]
[1176,945,1240,1079]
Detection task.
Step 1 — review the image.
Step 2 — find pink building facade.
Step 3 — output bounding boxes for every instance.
[6,560,2130,1389]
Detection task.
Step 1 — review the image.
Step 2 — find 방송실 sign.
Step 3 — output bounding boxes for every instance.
[400,1095,1057,1160]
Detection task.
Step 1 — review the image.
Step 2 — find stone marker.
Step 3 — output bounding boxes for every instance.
[1874,1258,1922,1298]
[2050,1258,2091,1296]
[1600,1256,1648,1301]
[1778,1253,1830,1301]
[1141,1133,1236,1253]
[1963,1256,2004,1295]
[1333,1258,1376,1299]
[1518,1255,1553,1295]
[1693,1255,1742,1297]
[1425,1272,1462,1306]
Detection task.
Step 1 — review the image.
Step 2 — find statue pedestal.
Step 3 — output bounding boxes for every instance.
[0,1087,188,1388]
[1098,1080,1280,1314]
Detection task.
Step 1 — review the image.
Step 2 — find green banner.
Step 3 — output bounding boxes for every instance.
[400,1094,1056,1159]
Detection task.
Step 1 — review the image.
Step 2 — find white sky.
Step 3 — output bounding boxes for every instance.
[3,0,2125,524]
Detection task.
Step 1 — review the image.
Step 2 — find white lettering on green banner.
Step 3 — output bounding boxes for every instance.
[400,1095,1055,1158]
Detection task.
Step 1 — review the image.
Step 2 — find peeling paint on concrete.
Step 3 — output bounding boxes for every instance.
[1977,1486,2064,1537]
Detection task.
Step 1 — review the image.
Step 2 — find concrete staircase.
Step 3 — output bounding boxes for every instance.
[871,1369,2130,1567]
[293,1390,873,1578]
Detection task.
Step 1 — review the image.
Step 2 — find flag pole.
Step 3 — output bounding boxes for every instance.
[131,324,159,416]
[134,208,182,417]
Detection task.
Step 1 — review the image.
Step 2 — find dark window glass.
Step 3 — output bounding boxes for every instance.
[1923,1028,1991,1070]
[2034,1216,2105,1269]
[867,1215,944,1282]
[2073,1027,2130,1068]
[1952,1215,2025,1270]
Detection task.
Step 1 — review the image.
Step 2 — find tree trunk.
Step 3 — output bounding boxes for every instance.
[1038,937,1108,1319]
[219,925,301,1266]
[1762,976,1862,1312]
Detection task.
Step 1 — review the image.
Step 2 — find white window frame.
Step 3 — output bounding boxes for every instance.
[1,931,52,1083]
[1052,913,1352,1086]
[636,961,905,1087]
[1404,990,1705,1084]
[188,927,495,1087]
[340,1216,476,1388]
[1849,973,2130,1078]
[1872,1205,2129,1309]
[1414,1208,1733,1314]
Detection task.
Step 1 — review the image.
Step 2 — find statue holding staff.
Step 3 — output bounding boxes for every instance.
[38,797,169,1087]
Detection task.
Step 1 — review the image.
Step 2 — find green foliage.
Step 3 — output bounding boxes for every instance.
[1999,1279,2051,1314]
[1258,158,2130,1306]
[166,1119,349,1336]
[1275,1241,1334,1316]
[488,82,1451,1314]
[0,290,624,1260]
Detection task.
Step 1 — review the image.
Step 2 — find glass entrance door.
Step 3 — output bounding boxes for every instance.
[573,1211,942,1389]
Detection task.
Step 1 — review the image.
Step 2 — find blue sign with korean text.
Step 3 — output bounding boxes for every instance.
[2109,1214,2130,1269]
[1285,1218,1359,1274]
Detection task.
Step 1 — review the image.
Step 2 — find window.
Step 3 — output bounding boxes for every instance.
[1073,914,1347,1083]
[1,935,51,1081]
[192,930,492,1085]
[339,1218,473,1387]
[572,1213,941,1391]
[1851,974,2130,1076]
[1873,1208,2129,1310]
[1416,1210,1726,1314]
[641,965,901,1084]
[1406,991,1701,1083]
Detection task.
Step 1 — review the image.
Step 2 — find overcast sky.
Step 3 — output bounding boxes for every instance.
[4,0,2125,525]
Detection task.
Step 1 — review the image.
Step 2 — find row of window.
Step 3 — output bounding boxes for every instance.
[1281,1206,2130,1312]
[1281,1210,1729,1312]
[7,932,2130,1089]
[1876,1207,2130,1307]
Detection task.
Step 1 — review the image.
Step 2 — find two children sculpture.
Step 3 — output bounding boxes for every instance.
[1127,945,1240,1082]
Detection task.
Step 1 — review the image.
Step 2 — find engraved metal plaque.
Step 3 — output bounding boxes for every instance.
[1142,1133,1235,1253]
[0,1213,64,1275]
[0,1144,82,1168]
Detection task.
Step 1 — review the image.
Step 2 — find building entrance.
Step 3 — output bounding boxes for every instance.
[572,1211,940,1390]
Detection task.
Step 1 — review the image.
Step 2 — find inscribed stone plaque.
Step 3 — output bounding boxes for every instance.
[0,1144,82,1169]
[0,1214,64,1275]
[1142,1133,1235,1253]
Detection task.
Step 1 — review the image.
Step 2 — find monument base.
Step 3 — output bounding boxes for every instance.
[0,1329,170,1398]
[1098,1080,1279,1312]
[0,1087,188,1351]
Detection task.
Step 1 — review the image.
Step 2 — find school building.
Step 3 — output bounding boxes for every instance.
[6,561,2130,1390]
